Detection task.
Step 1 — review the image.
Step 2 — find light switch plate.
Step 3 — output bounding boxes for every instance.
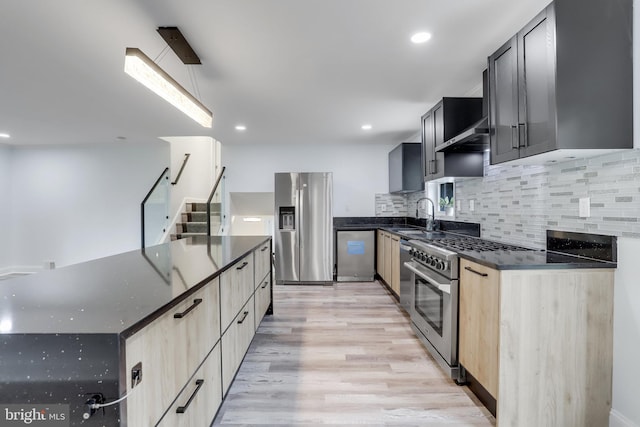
[579,197,590,218]
[469,200,475,211]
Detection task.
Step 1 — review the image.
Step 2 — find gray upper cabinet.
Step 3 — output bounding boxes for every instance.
[389,143,424,194]
[422,98,484,182]
[489,0,632,165]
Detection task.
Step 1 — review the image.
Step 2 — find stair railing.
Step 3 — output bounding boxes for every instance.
[171,153,191,186]
[206,166,226,236]
[141,167,170,248]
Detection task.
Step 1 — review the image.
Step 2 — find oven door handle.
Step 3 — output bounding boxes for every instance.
[403,262,451,295]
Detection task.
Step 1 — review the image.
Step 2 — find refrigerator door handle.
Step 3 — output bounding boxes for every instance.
[297,187,303,249]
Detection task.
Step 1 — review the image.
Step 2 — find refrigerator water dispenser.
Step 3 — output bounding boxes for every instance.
[279,206,295,230]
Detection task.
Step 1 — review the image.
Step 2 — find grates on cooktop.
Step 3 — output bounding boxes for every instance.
[431,237,533,252]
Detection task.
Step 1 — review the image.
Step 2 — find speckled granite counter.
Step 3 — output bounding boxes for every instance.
[0,235,269,336]
[0,235,270,426]
[456,249,616,270]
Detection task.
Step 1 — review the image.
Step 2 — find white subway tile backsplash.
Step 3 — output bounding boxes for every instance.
[455,149,640,246]
[373,150,640,247]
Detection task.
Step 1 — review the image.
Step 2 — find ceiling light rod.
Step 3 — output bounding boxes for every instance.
[124,47,213,128]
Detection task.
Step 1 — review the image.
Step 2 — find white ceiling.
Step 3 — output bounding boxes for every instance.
[0,0,550,147]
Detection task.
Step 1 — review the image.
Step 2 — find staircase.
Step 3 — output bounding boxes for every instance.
[171,201,223,240]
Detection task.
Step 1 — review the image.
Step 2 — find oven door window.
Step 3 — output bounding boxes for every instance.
[414,276,443,336]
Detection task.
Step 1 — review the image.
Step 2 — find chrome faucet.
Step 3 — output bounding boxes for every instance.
[416,197,436,231]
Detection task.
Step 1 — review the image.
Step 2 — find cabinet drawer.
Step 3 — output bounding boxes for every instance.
[125,280,220,426]
[255,274,271,330]
[156,343,222,427]
[220,255,255,332]
[254,241,271,288]
[221,296,255,394]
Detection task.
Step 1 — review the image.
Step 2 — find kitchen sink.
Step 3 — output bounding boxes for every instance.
[394,229,425,235]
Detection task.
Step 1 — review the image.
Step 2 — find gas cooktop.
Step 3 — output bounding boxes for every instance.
[429,236,534,253]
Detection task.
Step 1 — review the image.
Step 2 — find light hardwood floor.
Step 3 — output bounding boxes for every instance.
[213,281,495,426]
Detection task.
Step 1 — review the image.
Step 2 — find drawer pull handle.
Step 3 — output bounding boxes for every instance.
[261,281,269,289]
[261,246,269,252]
[464,266,488,277]
[176,379,204,414]
[174,298,203,319]
[237,311,249,324]
[236,261,249,270]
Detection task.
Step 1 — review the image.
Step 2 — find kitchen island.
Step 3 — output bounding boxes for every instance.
[0,235,272,426]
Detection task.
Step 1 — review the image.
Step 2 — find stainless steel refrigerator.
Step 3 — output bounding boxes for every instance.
[274,172,333,284]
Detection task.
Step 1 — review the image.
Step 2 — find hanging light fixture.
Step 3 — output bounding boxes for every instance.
[124,27,212,128]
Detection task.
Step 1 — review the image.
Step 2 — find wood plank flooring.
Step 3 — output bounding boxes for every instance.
[213,281,495,426]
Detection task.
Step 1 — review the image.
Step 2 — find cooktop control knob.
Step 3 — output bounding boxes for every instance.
[436,261,446,271]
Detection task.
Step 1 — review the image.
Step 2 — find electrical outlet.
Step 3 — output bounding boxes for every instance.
[456,200,461,211]
[380,205,386,212]
[131,362,142,388]
[469,200,475,211]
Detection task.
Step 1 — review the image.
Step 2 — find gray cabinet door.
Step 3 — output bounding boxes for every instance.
[518,6,557,158]
[489,36,519,164]
[421,110,435,181]
[431,102,445,180]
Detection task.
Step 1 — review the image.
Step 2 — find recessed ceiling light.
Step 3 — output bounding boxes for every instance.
[411,32,432,44]
[361,124,372,130]
[0,133,10,138]
[235,125,247,131]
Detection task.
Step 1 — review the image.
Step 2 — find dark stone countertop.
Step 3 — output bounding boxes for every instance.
[374,226,616,270]
[457,249,617,270]
[0,235,271,336]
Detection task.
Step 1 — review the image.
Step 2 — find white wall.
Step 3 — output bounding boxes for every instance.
[610,4,640,425]
[611,238,640,427]
[10,142,169,268]
[0,144,12,271]
[223,143,396,217]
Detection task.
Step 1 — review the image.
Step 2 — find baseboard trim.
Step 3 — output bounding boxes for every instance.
[611,409,639,427]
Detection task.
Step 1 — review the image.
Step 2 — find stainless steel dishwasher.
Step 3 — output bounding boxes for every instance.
[336,230,375,281]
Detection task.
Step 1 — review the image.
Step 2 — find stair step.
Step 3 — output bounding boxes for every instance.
[176,222,208,233]
[187,202,221,213]
[171,232,208,240]
[182,212,207,222]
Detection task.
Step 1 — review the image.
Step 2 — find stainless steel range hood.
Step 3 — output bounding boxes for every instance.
[436,69,489,154]
[435,116,488,153]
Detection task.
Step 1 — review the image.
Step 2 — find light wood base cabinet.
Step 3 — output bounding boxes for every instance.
[255,274,271,331]
[376,230,386,280]
[125,279,220,427]
[459,259,614,427]
[376,230,400,296]
[220,254,255,330]
[157,344,222,427]
[254,241,271,287]
[390,234,400,295]
[123,238,273,427]
[222,296,256,394]
[459,260,499,398]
